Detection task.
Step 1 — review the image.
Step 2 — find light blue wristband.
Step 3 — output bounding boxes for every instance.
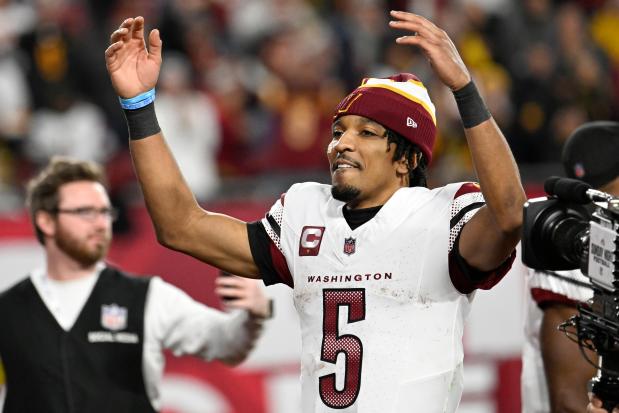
[119,89,156,110]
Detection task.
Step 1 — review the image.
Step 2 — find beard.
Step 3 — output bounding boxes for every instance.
[331,184,361,204]
[55,226,111,267]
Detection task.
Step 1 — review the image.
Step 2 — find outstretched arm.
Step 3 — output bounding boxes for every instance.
[146,277,267,367]
[390,11,525,271]
[105,17,259,277]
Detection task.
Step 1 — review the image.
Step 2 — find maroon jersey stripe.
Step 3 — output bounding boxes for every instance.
[269,241,294,288]
[453,182,481,199]
[530,287,578,307]
[448,248,515,294]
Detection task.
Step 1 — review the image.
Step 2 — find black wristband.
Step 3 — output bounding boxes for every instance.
[123,102,161,140]
[452,81,491,129]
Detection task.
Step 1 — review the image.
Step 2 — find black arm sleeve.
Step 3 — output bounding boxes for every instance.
[246,221,282,286]
[449,230,515,294]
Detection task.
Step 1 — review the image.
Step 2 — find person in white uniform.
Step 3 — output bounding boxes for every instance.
[0,157,271,413]
[103,11,526,413]
[521,267,593,413]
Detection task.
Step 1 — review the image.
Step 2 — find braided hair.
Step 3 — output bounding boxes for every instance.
[385,129,428,188]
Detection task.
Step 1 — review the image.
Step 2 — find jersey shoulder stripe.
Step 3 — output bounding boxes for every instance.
[261,182,330,253]
[448,182,485,253]
[260,183,332,287]
[528,268,592,305]
[266,213,281,238]
[269,242,293,287]
[530,287,579,308]
[454,182,481,197]
[262,193,286,251]
[450,202,485,229]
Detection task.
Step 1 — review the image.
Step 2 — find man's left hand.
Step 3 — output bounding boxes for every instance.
[215,274,271,318]
[389,10,470,91]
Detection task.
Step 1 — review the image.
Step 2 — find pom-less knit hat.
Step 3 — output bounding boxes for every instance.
[562,121,619,189]
[333,73,437,164]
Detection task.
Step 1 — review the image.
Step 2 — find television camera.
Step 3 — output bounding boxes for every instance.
[523,176,619,410]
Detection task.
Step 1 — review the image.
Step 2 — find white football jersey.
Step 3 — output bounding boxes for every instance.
[521,267,593,413]
[261,181,508,413]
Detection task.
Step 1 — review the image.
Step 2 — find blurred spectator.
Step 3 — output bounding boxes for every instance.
[155,53,222,201]
[591,0,619,118]
[591,0,619,65]
[0,49,30,211]
[0,0,36,43]
[0,0,35,143]
[25,90,117,164]
[203,55,262,177]
[247,18,341,173]
[0,0,618,212]
[225,0,316,50]
[19,0,92,109]
[553,3,613,122]
[0,0,36,210]
[333,0,390,84]
[500,0,555,72]
[510,42,559,163]
[0,52,30,144]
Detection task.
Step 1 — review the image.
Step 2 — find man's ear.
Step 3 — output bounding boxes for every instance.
[35,210,56,240]
[395,153,419,175]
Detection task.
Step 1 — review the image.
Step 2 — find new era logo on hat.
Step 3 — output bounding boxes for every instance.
[573,162,586,179]
[406,117,418,128]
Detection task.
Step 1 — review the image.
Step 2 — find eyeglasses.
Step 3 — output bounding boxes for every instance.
[52,207,119,222]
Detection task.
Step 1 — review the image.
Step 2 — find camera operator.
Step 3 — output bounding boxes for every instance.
[521,121,619,413]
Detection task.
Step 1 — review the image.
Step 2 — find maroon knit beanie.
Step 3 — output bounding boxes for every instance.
[333,73,437,164]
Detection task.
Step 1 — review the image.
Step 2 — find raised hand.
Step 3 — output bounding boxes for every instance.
[389,10,470,91]
[215,274,271,319]
[105,16,162,99]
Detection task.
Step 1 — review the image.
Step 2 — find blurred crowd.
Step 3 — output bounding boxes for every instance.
[1,0,618,212]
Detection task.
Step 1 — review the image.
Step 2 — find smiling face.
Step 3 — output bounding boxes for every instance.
[327,115,410,209]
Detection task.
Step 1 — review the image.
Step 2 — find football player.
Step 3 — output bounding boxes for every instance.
[105,11,526,412]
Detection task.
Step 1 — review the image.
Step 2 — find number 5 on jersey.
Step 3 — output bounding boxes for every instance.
[319,288,366,408]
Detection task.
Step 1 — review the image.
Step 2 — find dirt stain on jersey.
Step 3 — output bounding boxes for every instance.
[417,294,435,308]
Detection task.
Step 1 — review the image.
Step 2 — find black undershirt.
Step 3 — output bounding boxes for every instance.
[246,204,491,286]
[342,205,383,230]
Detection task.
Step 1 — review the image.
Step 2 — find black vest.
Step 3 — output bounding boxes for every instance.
[0,266,156,413]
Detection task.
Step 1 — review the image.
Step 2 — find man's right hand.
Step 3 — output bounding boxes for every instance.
[588,393,619,413]
[105,16,162,99]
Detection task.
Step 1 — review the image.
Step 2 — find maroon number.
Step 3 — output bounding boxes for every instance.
[319,288,366,408]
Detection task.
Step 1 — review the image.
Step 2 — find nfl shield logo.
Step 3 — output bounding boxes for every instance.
[101,304,128,331]
[574,162,586,178]
[343,237,356,255]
